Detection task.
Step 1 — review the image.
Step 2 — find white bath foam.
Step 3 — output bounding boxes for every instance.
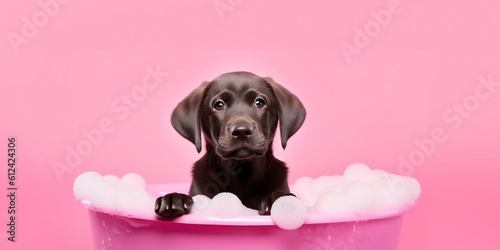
[311,175,336,197]
[343,163,373,182]
[121,173,147,189]
[342,181,376,213]
[270,196,307,230]
[126,189,157,213]
[317,175,345,196]
[73,172,156,216]
[371,179,399,208]
[321,181,345,194]
[406,176,421,201]
[296,163,420,216]
[91,182,117,209]
[314,191,350,213]
[74,163,420,229]
[198,192,259,217]
[103,175,121,187]
[73,171,105,201]
[370,169,390,183]
[293,176,316,207]
[293,176,314,196]
[191,195,212,213]
[313,182,375,214]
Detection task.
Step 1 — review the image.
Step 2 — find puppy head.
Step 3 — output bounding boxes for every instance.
[171,72,306,160]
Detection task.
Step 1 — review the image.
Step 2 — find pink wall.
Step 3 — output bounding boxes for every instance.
[1,0,499,249]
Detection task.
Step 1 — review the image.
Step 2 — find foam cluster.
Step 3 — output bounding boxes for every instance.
[294,163,421,214]
[191,193,259,217]
[190,193,306,230]
[73,171,156,216]
[270,196,307,230]
[188,163,420,230]
[73,163,420,230]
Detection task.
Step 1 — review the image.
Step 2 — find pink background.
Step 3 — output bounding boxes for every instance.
[1,0,500,249]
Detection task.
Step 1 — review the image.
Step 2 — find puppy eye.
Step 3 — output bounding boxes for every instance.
[255,98,266,108]
[213,101,225,110]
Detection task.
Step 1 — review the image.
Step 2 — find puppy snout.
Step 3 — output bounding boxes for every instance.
[231,125,253,138]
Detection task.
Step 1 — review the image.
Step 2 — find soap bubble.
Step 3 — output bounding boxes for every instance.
[293,176,314,196]
[293,177,316,207]
[207,192,255,216]
[314,192,348,213]
[387,174,407,189]
[114,187,155,215]
[73,171,103,201]
[297,193,316,207]
[321,175,345,194]
[344,163,372,182]
[368,169,389,183]
[73,163,421,227]
[126,189,156,213]
[115,187,134,211]
[191,195,211,213]
[343,181,375,213]
[209,193,242,209]
[103,175,121,187]
[312,176,335,197]
[271,196,307,230]
[392,181,413,205]
[121,173,146,189]
[405,176,421,201]
[92,182,117,209]
[315,182,375,214]
[372,179,397,208]
[330,175,344,185]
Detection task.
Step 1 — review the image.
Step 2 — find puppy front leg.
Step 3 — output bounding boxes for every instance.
[155,193,194,219]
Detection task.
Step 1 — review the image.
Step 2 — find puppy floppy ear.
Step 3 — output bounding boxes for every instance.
[171,82,209,153]
[265,77,306,149]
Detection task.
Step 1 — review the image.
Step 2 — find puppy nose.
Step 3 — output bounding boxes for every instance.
[231,126,253,138]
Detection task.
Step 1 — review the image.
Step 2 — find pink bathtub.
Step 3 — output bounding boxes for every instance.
[82,184,415,250]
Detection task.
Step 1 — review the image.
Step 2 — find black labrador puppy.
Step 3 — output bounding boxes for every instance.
[155,71,306,218]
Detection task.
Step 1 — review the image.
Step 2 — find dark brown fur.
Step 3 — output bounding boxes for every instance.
[155,72,306,218]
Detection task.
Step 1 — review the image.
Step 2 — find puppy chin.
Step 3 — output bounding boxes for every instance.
[217,148,266,161]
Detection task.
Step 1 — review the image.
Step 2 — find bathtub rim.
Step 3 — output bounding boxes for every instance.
[76,183,417,226]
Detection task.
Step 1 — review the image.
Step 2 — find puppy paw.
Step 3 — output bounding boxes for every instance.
[155,193,194,219]
[258,191,295,215]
